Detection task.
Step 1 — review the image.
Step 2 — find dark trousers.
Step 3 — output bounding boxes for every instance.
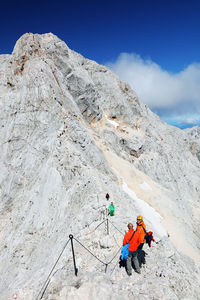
[138,243,144,250]
[137,243,145,265]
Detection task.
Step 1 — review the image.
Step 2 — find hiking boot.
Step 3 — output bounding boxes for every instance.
[127,272,132,276]
[135,270,141,274]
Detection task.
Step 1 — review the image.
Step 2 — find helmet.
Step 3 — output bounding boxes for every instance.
[137,216,143,221]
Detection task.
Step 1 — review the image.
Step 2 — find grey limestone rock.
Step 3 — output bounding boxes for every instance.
[0,33,200,299]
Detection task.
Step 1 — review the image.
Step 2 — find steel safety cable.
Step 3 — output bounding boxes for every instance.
[87,218,108,235]
[108,219,124,235]
[73,237,107,265]
[107,246,123,265]
[110,256,120,276]
[36,238,70,300]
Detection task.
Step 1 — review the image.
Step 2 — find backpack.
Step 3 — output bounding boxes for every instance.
[141,225,154,247]
[145,231,154,247]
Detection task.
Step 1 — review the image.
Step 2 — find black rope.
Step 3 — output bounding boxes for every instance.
[110,256,120,276]
[108,219,124,236]
[73,237,107,265]
[73,219,125,268]
[73,237,122,270]
[87,218,107,235]
[113,233,121,248]
[35,217,127,299]
[36,238,70,300]
[51,265,65,278]
[107,246,122,264]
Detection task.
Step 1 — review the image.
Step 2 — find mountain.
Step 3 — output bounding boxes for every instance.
[185,126,200,141]
[0,33,200,300]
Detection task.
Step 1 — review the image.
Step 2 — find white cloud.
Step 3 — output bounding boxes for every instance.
[107,53,200,125]
[179,117,197,125]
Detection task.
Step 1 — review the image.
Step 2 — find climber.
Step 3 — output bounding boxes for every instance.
[108,202,115,216]
[136,216,146,250]
[123,223,141,275]
[136,215,146,264]
[106,193,110,200]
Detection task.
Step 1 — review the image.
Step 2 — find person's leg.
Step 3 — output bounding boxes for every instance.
[126,251,133,275]
[132,251,141,273]
[139,243,146,264]
[137,243,144,265]
[138,243,144,250]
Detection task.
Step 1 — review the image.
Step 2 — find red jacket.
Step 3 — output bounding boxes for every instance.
[123,229,141,251]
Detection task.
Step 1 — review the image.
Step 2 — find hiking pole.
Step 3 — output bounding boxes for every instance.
[69,234,78,276]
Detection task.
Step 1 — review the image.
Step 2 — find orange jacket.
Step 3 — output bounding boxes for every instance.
[136,221,146,243]
[123,229,141,251]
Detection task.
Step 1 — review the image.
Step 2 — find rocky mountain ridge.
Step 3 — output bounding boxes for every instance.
[0,33,200,299]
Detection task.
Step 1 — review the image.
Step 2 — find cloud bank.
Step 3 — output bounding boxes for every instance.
[107,53,200,127]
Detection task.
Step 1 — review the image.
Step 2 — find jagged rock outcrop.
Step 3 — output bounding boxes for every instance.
[185,126,200,162]
[0,33,200,300]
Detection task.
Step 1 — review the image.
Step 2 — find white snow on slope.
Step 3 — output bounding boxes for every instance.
[105,115,119,128]
[107,119,119,128]
[122,181,167,238]
[139,181,152,191]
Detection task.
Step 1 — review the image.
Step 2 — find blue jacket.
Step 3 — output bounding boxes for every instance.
[121,243,129,260]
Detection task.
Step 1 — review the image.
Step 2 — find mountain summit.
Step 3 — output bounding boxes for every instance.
[0,33,200,299]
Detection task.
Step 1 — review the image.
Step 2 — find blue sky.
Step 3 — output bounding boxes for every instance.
[1,0,200,128]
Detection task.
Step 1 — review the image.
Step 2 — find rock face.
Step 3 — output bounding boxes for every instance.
[0,33,200,300]
[185,126,200,162]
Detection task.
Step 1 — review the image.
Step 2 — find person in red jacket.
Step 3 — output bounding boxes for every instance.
[123,223,141,275]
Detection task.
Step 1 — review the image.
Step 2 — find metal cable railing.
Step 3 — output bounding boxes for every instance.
[36,218,124,299]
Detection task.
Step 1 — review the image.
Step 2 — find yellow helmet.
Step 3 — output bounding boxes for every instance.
[137,216,143,221]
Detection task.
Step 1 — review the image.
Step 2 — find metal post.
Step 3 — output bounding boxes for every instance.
[106,218,109,235]
[69,234,78,276]
[105,263,108,273]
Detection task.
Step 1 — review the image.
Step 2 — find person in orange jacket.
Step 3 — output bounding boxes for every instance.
[136,215,146,250]
[136,216,146,264]
[123,223,141,275]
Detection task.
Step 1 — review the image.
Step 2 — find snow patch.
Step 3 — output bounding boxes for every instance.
[122,181,167,237]
[139,181,152,191]
[105,115,119,128]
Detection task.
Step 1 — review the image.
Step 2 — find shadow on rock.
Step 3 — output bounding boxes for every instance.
[137,249,146,267]
[119,257,127,272]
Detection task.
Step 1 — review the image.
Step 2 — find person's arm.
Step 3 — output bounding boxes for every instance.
[123,232,129,246]
[136,231,141,246]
